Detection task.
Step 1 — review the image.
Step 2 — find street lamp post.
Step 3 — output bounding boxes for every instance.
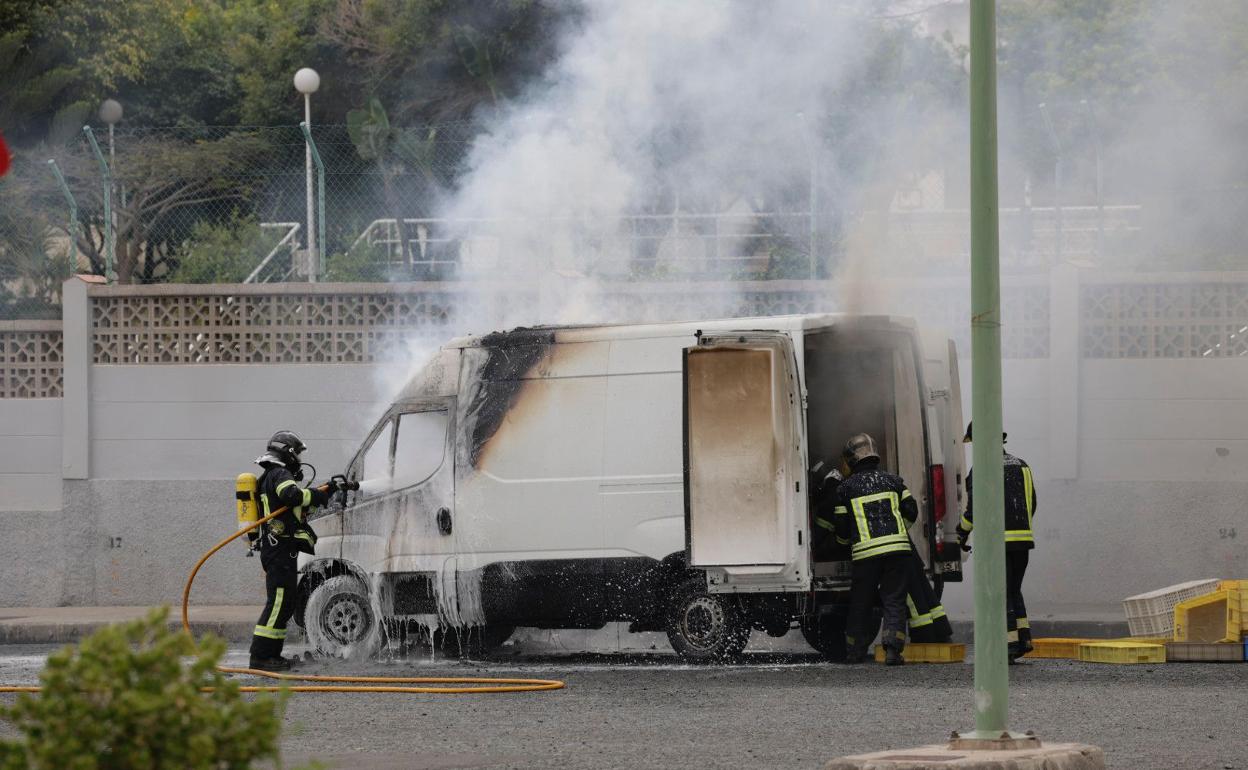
[1038,102,1063,263]
[99,99,122,280]
[294,68,320,282]
[1081,99,1104,259]
[796,111,818,279]
[100,99,122,167]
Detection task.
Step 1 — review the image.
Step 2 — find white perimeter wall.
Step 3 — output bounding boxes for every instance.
[2,342,1247,611]
[0,399,62,511]
[88,364,391,480]
[939,357,1248,617]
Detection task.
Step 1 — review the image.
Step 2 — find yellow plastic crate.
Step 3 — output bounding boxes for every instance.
[873,643,965,663]
[1165,642,1245,662]
[1078,641,1166,665]
[1217,580,1248,628]
[1024,638,1096,659]
[1174,590,1242,644]
[1109,636,1172,645]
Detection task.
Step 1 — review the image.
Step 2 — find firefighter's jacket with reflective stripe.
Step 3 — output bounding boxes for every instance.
[958,451,1036,550]
[832,463,919,561]
[257,465,328,561]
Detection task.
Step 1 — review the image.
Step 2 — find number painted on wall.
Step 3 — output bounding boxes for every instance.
[109,536,123,549]
[1218,528,1237,540]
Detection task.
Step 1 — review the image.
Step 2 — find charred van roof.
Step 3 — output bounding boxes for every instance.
[444,313,917,349]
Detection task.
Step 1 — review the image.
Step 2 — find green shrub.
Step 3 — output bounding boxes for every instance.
[0,608,288,770]
[323,241,392,283]
[170,218,281,284]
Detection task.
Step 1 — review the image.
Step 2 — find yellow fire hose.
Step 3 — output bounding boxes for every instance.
[1,486,564,696]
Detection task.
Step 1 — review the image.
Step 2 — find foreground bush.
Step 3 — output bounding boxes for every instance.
[0,608,287,770]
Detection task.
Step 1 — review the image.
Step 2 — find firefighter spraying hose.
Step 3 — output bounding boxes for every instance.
[181,482,565,694]
[180,430,565,693]
[1,432,564,696]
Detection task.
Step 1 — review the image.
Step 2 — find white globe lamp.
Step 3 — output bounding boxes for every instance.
[293,68,321,95]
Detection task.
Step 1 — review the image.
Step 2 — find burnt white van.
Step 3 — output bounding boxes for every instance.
[295,314,965,660]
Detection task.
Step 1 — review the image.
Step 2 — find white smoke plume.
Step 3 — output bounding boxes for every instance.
[437,0,966,330]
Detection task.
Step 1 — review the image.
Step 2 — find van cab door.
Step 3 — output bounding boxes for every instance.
[682,332,809,593]
[334,399,458,580]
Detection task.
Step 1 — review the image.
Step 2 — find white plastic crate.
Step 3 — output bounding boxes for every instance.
[1122,579,1220,637]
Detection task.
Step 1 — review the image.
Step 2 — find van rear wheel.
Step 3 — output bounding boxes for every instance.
[800,610,847,662]
[665,577,750,662]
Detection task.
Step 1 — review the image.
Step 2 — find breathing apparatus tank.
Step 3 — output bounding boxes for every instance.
[235,473,260,554]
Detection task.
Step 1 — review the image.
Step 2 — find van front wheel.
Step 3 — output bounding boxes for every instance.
[664,577,750,661]
[304,575,381,659]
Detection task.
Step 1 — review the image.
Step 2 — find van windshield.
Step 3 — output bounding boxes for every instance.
[393,410,449,489]
[355,410,449,495]
[360,420,393,488]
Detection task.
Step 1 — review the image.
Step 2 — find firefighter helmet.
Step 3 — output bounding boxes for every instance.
[842,433,880,467]
[257,430,307,468]
[962,422,1007,444]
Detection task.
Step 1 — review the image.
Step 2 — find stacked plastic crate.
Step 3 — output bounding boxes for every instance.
[1026,579,1246,664]
[1122,579,1245,663]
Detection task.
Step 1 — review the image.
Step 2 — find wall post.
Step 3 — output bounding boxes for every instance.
[61,276,98,479]
[1048,262,1080,479]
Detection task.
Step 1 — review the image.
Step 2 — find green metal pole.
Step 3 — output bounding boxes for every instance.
[47,159,79,263]
[301,121,326,282]
[969,0,1009,738]
[82,126,115,283]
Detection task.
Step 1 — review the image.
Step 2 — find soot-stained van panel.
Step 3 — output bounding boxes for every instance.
[456,337,610,559]
[459,330,610,470]
[459,329,553,468]
[685,346,786,567]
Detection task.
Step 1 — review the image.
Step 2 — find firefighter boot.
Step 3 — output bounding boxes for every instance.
[883,643,905,667]
[248,656,294,672]
[1008,643,1027,664]
[843,638,868,664]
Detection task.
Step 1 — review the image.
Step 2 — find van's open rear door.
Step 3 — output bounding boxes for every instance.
[683,332,809,593]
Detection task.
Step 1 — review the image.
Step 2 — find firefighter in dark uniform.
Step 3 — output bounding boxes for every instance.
[904,550,953,643]
[833,433,918,665]
[249,430,339,671]
[809,459,845,562]
[957,422,1037,662]
[814,456,949,647]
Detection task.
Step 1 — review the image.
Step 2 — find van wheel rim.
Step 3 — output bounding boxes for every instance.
[681,597,726,650]
[322,594,369,645]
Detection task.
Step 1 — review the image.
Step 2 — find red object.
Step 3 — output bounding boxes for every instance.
[0,132,10,177]
[930,464,946,525]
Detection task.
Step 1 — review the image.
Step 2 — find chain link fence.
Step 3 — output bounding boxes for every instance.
[3,120,1155,297]
[14,123,482,286]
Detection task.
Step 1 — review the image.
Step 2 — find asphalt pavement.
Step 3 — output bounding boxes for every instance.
[1,644,1245,770]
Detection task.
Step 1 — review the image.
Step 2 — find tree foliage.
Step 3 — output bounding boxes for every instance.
[0,160,72,320]
[170,217,282,284]
[0,0,570,141]
[1,0,1246,295]
[39,131,273,284]
[0,608,287,770]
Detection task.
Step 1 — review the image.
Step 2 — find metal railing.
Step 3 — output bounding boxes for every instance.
[244,223,302,283]
[350,211,817,275]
